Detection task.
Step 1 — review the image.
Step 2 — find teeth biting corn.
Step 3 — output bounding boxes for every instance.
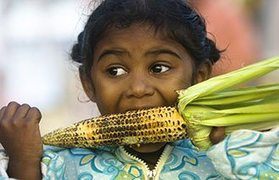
[43,56,279,150]
[42,107,187,148]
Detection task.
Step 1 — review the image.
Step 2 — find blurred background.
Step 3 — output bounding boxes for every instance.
[0,0,278,135]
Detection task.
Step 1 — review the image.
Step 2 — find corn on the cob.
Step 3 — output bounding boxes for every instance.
[42,107,187,148]
[43,56,279,150]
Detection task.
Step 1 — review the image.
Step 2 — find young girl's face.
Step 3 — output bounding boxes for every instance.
[82,23,210,152]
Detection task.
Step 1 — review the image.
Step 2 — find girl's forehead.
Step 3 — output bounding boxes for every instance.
[95,23,181,50]
[103,23,164,40]
[92,23,194,66]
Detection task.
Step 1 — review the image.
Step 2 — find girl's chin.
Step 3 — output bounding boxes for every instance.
[130,142,167,153]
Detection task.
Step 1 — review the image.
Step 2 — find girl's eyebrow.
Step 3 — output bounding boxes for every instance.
[145,49,182,60]
[97,49,127,62]
[97,48,182,61]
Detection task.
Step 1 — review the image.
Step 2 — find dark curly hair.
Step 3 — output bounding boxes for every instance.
[71,0,221,79]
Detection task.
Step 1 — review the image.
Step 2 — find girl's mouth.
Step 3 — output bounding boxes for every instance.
[124,105,162,113]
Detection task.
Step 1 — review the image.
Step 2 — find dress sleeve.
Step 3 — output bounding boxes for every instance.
[0,145,16,180]
[0,145,9,179]
[206,127,279,179]
[0,144,66,180]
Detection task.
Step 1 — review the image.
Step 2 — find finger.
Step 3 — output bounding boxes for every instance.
[261,128,271,132]
[12,104,31,125]
[209,127,225,144]
[2,102,20,120]
[0,106,6,121]
[25,107,42,123]
[13,104,31,119]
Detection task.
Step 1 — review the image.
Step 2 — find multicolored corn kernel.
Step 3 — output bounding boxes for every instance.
[42,106,187,148]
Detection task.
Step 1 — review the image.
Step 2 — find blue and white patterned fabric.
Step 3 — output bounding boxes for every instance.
[0,128,278,179]
[207,128,279,179]
[41,140,221,180]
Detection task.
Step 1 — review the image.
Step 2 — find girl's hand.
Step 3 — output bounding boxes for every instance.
[0,101,43,179]
[209,127,225,145]
[209,127,272,145]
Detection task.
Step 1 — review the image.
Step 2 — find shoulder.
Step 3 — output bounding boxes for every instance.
[207,128,279,179]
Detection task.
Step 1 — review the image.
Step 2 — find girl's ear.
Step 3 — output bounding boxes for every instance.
[195,60,212,84]
[79,68,96,102]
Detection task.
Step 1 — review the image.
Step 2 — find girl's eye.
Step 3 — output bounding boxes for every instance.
[106,66,127,77]
[150,64,170,74]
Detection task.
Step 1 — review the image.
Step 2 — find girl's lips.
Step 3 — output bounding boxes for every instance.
[124,105,161,113]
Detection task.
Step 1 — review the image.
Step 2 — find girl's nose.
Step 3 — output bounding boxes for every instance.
[125,75,155,98]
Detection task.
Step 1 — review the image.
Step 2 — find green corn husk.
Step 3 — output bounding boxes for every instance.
[178,56,279,151]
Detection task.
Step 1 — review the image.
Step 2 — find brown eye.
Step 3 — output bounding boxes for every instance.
[106,67,127,77]
[150,64,170,74]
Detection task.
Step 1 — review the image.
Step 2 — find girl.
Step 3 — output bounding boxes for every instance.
[0,0,278,179]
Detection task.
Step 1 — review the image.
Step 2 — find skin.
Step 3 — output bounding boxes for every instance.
[81,23,224,168]
[0,102,42,180]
